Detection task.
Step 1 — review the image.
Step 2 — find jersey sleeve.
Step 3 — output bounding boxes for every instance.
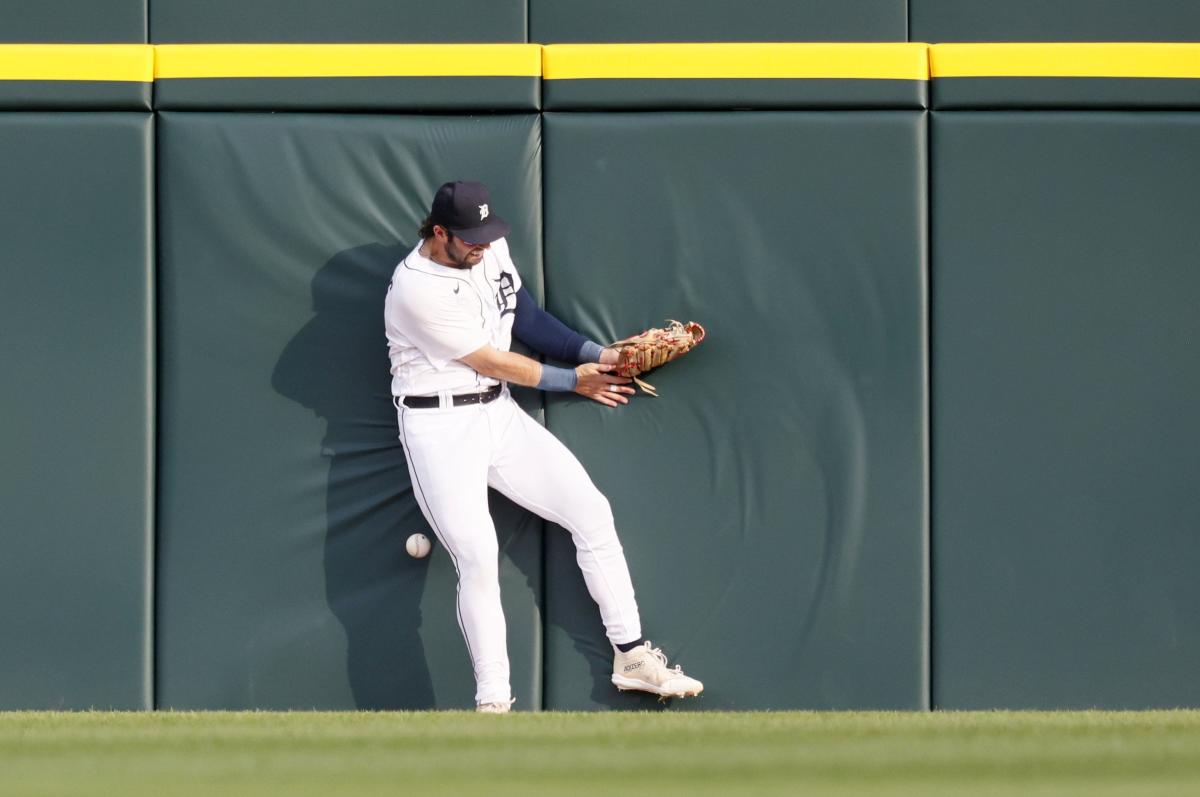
[492,237,523,292]
[393,282,490,370]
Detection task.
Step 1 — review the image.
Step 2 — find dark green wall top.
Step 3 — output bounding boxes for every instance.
[151,0,525,43]
[912,0,1200,42]
[0,0,144,42]
[529,0,905,42]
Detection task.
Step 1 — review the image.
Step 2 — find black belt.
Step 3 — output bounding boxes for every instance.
[399,384,502,409]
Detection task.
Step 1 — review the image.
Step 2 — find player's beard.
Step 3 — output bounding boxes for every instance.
[446,237,485,269]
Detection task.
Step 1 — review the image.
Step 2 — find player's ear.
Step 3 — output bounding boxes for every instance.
[433,225,452,242]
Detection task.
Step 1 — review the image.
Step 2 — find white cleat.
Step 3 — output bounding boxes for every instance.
[475,698,516,714]
[611,641,704,698]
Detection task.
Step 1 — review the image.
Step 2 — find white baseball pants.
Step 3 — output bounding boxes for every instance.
[397,391,642,705]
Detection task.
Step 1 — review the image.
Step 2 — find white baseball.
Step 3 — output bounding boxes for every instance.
[406,533,432,559]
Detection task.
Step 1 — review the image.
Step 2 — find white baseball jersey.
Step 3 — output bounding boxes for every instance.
[385,237,522,397]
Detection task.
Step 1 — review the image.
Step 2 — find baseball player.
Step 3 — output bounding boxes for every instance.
[385,181,703,712]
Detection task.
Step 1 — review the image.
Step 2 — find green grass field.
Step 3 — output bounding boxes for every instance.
[2,710,1199,796]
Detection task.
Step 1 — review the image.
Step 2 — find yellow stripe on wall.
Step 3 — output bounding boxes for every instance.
[0,45,153,82]
[5,43,1199,84]
[543,43,930,81]
[155,44,542,79]
[932,43,1200,79]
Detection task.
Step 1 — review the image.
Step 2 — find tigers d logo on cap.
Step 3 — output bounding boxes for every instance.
[430,181,510,245]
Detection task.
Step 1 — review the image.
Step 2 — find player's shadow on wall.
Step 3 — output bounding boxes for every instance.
[272,241,437,709]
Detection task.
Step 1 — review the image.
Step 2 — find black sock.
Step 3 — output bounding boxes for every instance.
[615,638,645,653]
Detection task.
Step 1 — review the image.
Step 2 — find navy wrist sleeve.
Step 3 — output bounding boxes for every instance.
[512,286,590,362]
[537,364,578,392]
[578,340,605,363]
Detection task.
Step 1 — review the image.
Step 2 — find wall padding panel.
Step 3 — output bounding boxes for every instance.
[933,112,1200,708]
[529,0,905,43]
[541,111,928,710]
[157,112,544,710]
[0,113,153,709]
[150,0,525,43]
[0,0,145,43]
[912,0,1200,42]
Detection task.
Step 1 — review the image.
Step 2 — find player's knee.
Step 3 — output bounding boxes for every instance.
[581,528,624,556]
[595,493,615,524]
[572,511,624,554]
[454,543,500,586]
[567,488,614,530]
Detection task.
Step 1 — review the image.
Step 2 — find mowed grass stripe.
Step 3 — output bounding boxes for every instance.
[1,711,1199,796]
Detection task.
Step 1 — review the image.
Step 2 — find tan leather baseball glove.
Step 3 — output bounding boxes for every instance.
[610,320,706,396]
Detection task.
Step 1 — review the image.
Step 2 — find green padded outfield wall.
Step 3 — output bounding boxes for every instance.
[0,1,145,43]
[150,0,525,43]
[932,110,1200,708]
[912,1,1200,42]
[0,113,153,709]
[529,0,906,43]
[6,34,1200,713]
[156,112,545,710]
[541,110,929,710]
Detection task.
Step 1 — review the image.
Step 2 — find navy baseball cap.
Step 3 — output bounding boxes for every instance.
[430,181,510,245]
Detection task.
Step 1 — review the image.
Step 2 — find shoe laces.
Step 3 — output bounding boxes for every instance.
[642,642,683,674]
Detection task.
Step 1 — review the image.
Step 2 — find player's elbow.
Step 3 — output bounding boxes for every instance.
[458,345,538,386]
[458,344,499,374]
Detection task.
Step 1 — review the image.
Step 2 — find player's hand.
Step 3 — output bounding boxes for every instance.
[575,363,635,407]
[598,347,621,366]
